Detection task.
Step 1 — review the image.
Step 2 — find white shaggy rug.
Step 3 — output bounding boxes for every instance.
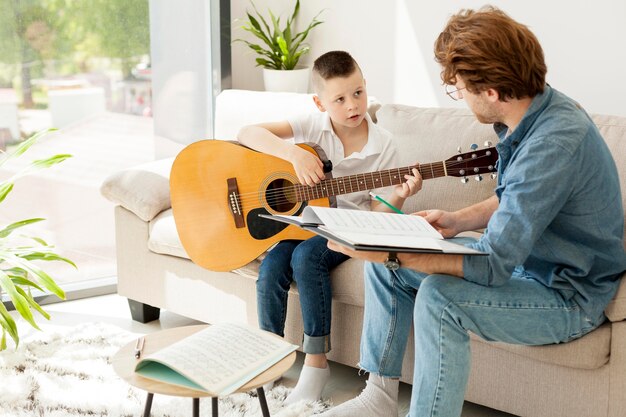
[0,322,331,417]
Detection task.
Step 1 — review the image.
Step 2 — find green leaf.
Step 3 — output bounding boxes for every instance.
[2,253,66,300]
[0,270,39,330]
[289,0,301,25]
[0,182,14,204]
[0,302,19,348]
[21,252,77,268]
[9,276,44,293]
[16,286,50,320]
[277,36,289,57]
[0,128,58,167]
[29,154,73,170]
[0,218,46,238]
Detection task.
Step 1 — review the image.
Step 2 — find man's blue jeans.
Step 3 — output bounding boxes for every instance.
[257,235,349,354]
[360,247,605,417]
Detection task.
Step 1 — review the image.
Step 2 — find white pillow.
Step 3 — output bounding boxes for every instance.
[100,158,174,222]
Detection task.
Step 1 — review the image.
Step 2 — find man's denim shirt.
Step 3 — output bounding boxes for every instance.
[463,85,626,320]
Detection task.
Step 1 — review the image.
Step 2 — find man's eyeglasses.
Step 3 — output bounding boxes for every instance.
[445,85,467,101]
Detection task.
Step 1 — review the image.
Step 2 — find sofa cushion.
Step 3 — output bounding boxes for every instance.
[148,209,188,258]
[101,158,173,222]
[471,321,611,370]
[375,106,498,214]
[147,208,270,279]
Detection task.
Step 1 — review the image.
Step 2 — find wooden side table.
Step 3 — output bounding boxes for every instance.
[111,325,296,417]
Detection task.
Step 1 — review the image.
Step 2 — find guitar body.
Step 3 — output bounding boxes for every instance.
[170,140,330,272]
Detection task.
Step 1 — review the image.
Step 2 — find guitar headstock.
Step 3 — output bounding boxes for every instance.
[445,142,498,183]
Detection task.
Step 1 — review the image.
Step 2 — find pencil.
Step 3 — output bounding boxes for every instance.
[369,192,405,214]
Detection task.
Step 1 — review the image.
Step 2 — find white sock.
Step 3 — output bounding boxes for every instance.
[316,373,399,417]
[284,364,331,405]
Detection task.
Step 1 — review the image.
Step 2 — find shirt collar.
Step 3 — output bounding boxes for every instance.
[494,84,553,145]
[324,112,383,159]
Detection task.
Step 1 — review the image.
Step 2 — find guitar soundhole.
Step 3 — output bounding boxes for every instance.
[266,179,297,213]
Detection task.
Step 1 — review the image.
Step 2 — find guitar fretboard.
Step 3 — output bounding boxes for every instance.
[293,162,444,202]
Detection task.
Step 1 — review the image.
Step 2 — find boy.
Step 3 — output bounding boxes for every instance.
[237,51,421,404]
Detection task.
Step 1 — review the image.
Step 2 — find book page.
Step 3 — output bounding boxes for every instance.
[321,228,442,250]
[310,207,443,239]
[135,323,297,395]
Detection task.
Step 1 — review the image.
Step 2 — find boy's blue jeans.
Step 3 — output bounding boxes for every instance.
[360,247,605,417]
[257,235,349,354]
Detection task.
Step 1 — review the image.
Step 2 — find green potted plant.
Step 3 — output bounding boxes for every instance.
[0,128,74,351]
[235,0,324,93]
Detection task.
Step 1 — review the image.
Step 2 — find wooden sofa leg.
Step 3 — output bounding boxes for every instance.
[127,299,161,323]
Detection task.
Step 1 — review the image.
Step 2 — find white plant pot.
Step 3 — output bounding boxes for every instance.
[263,66,310,93]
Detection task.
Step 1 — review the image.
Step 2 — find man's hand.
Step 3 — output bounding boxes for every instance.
[415,209,460,238]
[392,167,422,198]
[288,146,325,186]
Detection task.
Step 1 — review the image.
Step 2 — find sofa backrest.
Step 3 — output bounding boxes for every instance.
[376,105,498,214]
[591,113,626,250]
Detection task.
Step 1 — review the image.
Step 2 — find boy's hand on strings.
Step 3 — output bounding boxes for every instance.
[288,146,326,186]
[393,167,422,198]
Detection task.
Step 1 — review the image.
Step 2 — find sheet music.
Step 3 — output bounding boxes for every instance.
[136,323,297,395]
[308,207,443,238]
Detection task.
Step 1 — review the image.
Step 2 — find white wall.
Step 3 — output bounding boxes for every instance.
[231,0,626,116]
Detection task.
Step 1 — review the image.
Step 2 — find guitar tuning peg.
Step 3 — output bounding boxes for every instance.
[490,173,497,180]
[484,141,492,147]
[461,177,469,184]
[457,146,462,154]
[475,174,483,182]
[470,143,478,150]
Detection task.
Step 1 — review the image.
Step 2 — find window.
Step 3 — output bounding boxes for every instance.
[0,0,153,299]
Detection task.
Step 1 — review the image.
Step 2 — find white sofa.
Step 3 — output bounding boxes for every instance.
[101,89,626,417]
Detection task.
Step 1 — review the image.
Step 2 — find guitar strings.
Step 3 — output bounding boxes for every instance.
[231,154,497,208]
[236,165,495,209]
[234,162,497,207]
[241,164,494,206]
[238,153,496,203]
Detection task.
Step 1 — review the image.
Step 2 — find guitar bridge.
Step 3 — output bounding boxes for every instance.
[227,178,245,228]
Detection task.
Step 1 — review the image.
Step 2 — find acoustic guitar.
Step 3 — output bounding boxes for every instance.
[170,140,498,272]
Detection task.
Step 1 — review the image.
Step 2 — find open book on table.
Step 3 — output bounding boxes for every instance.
[134,323,298,396]
[260,206,486,256]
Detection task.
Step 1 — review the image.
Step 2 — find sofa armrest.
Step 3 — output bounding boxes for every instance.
[605,272,626,322]
[100,157,174,222]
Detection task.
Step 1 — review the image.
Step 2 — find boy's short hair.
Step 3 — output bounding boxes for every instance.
[434,6,546,101]
[311,51,362,94]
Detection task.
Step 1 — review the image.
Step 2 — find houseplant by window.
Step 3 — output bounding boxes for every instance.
[235,0,324,93]
[0,129,74,351]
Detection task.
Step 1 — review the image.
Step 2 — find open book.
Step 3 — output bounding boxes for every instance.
[134,323,298,396]
[260,206,486,255]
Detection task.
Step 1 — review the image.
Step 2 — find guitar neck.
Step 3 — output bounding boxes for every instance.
[294,162,445,202]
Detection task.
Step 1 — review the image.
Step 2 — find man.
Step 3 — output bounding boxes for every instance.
[318,6,626,417]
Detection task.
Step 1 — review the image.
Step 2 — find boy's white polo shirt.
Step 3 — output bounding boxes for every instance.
[288,112,401,211]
